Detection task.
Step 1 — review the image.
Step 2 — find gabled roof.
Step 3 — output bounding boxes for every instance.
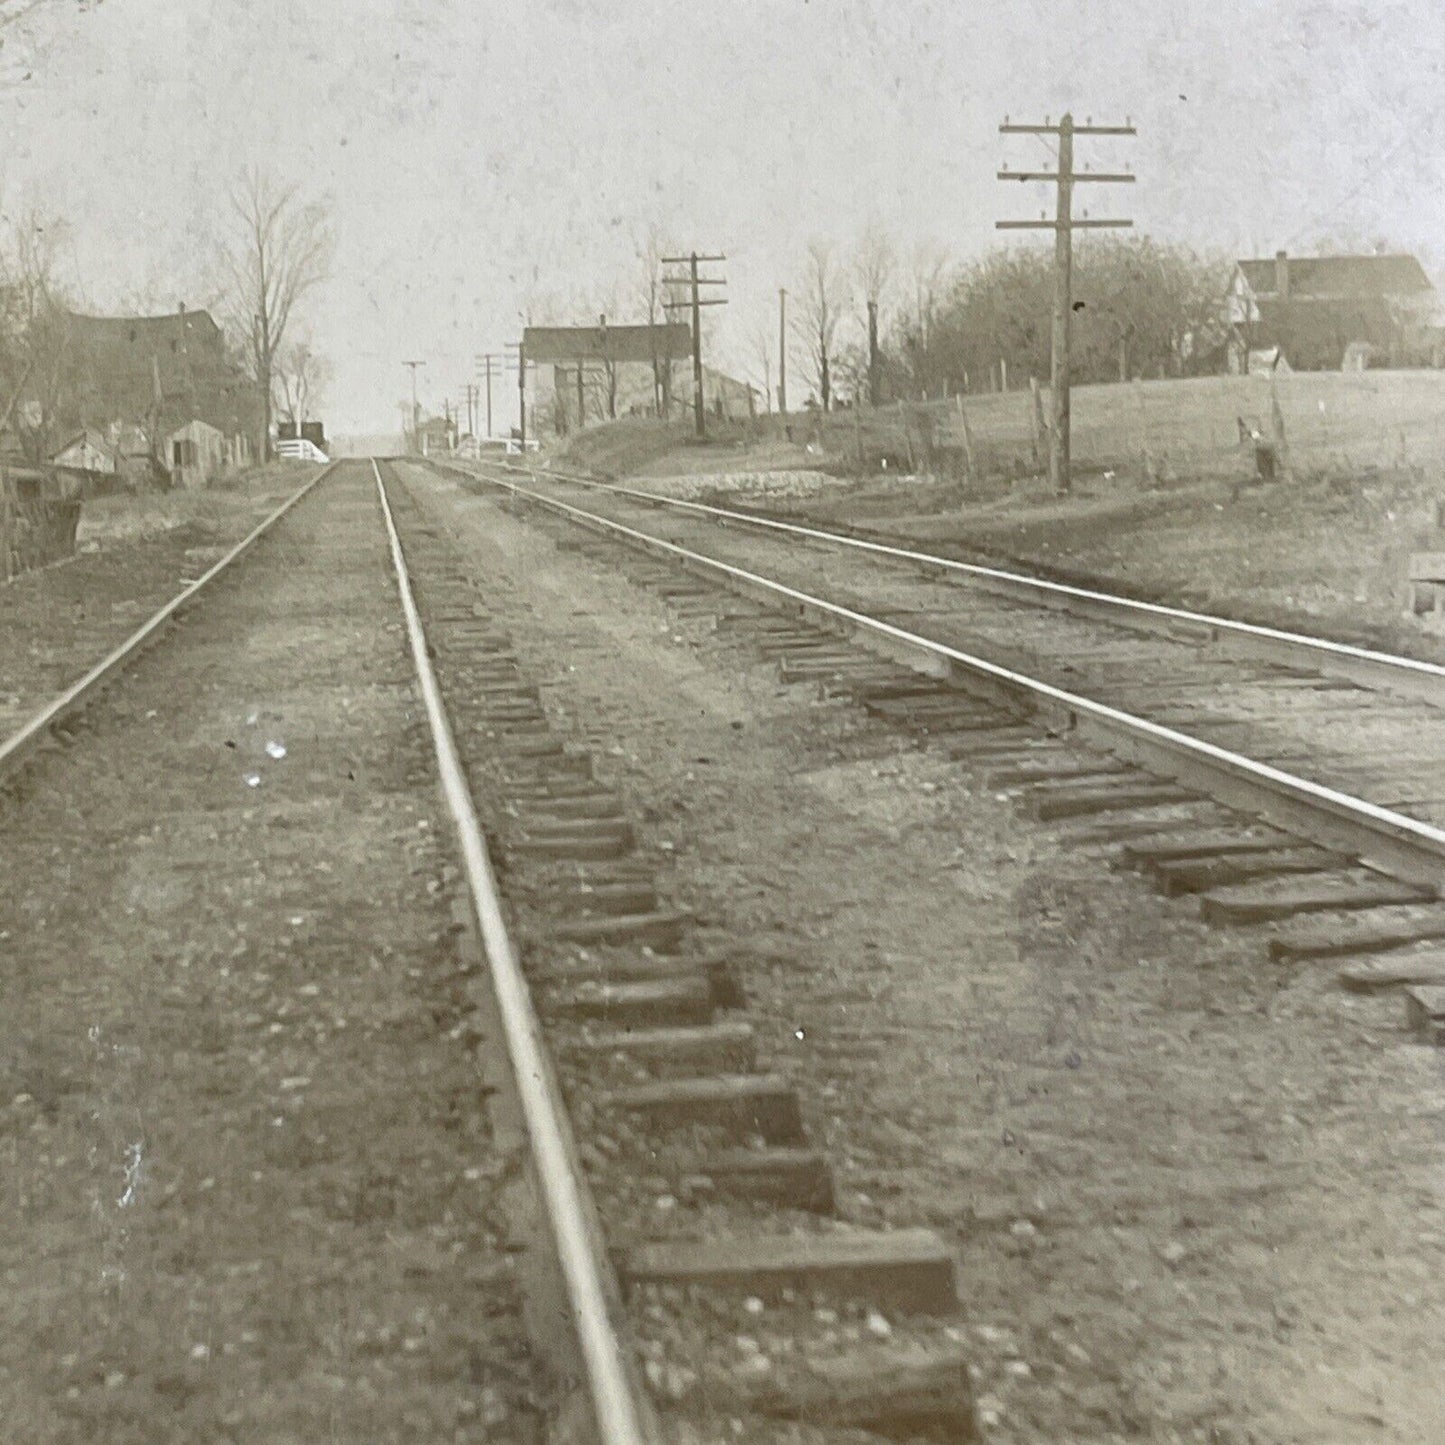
[52,427,117,462]
[65,306,223,339]
[1236,254,1432,300]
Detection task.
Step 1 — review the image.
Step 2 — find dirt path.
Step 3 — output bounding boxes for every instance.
[407,462,1445,1445]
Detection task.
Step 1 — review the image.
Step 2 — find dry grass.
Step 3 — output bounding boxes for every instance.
[75,463,318,547]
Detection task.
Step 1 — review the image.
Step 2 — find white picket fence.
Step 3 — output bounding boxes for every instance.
[276,438,330,464]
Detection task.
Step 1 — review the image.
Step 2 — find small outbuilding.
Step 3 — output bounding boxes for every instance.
[52,429,118,475]
[168,418,227,489]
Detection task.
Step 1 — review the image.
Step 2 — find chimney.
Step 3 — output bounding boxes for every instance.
[1275,250,1290,299]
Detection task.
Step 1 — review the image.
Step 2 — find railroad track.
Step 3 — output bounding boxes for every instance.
[391,455,1445,1438]
[0,462,660,1443]
[8,452,1439,1439]
[438,455,1445,1013]
[5,457,1002,1442]
[379,460,987,1441]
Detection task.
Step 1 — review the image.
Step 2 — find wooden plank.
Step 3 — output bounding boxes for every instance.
[533,954,746,1009]
[1271,910,1445,961]
[1338,950,1445,993]
[575,1020,757,1071]
[1030,781,1198,821]
[544,879,658,917]
[552,910,688,949]
[619,1227,958,1312]
[1148,847,1341,896]
[548,976,713,1026]
[604,1073,805,1144]
[674,1146,836,1212]
[739,1341,979,1439]
[1120,826,1295,863]
[1201,873,1431,925]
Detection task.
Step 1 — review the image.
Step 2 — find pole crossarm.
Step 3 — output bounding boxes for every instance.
[660,254,725,264]
[999,122,1136,135]
[995,219,1134,229]
[997,171,1135,183]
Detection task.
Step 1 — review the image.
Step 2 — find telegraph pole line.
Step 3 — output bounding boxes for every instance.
[997,112,1135,493]
[661,251,727,440]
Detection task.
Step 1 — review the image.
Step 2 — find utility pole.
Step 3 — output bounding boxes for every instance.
[998,112,1135,493]
[662,251,727,439]
[777,287,788,426]
[476,353,500,438]
[402,360,425,453]
[506,341,526,453]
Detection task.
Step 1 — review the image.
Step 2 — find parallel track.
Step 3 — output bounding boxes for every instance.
[450,460,1445,893]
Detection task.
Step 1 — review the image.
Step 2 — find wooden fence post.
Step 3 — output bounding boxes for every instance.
[0,464,12,582]
[1029,377,1047,470]
[954,394,975,484]
[1135,379,1154,483]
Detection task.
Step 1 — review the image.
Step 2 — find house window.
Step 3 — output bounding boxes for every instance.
[173,439,196,467]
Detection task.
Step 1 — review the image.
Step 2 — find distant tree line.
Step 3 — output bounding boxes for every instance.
[730,230,1230,416]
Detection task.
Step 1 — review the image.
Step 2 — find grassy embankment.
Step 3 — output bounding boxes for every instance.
[552,372,1445,654]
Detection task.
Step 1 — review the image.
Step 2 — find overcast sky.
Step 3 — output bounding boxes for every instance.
[2,0,1443,435]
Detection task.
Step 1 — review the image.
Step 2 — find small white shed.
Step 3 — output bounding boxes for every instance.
[167,419,227,489]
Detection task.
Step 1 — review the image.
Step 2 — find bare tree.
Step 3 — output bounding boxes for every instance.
[275,340,331,427]
[0,209,75,461]
[855,222,894,405]
[635,223,674,415]
[795,240,848,413]
[747,319,773,415]
[224,168,331,461]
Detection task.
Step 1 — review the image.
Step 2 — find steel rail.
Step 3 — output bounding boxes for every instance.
[0,463,338,782]
[466,462,1445,892]
[506,460,1445,708]
[372,461,651,1445]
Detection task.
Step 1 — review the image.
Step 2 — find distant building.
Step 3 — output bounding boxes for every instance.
[63,303,259,452]
[525,321,691,434]
[168,419,227,489]
[1225,251,1439,372]
[409,414,455,456]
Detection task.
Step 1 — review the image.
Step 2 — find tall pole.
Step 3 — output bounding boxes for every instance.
[998,113,1135,494]
[1050,114,1074,495]
[778,287,788,420]
[517,344,526,452]
[662,252,727,441]
[690,253,704,439]
[485,355,493,437]
[403,360,425,453]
